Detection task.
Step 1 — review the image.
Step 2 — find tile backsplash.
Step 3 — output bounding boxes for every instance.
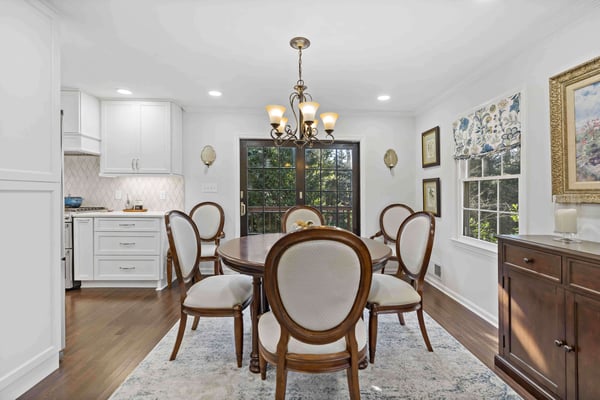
[64,155,184,211]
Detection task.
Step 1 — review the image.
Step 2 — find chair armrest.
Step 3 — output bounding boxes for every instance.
[369,231,383,240]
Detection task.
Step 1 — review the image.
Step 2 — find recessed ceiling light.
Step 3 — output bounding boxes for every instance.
[208,90,222,97]
[377,95,391,101]
[116,88,132,95]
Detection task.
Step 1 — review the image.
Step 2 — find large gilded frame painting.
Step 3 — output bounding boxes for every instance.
[550,56,600,203]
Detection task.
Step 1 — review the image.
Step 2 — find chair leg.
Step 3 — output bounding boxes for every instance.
[346,362,361,400]
[275,365,288,400]
[169,313,187,361]
[191,316,200,330]
[397,312,405,326]
[166,250,172,288]
[259,351,267,380]
[416,309,433,352]
[368,307,378,364]
[234,309,243,367]
[214,258,224,275]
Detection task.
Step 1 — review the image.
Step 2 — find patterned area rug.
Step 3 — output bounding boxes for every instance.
[110,312,520,399]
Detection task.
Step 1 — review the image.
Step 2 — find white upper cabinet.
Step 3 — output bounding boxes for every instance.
[61,89,101,155]
[101,101,182,175]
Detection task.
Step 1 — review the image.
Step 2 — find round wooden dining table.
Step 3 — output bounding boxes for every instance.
[217,232,392,373]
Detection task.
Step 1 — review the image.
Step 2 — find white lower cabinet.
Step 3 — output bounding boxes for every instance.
[74,217,94,280]
[73,214,166,289]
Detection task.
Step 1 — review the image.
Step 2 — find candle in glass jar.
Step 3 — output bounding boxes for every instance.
[554,208,577,233]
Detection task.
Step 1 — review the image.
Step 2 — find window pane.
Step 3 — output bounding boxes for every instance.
[321,171,337,191]
[322,192,337,207]
[338,191,352,207]
[264,169,279,189]
[264,147,279,167]
[499,178,519,212]
[463,209,479,239]
[480,180,498,211]
[467,159,482,177]
[499,213,519,236]
[480,211,498,243]
[305,149,320,168]
[503,147,520,175]
[321,149,337,169]
[263,212,280,233]
[463,181,478,208]
[338,171,352,191]
[248,169,264,189]
[322,212,336,226]
[247,191,264,207]
[248,212,264,234]
[337,149,352,169]
[305,170,320,191]
[281,169,295,189]
[337,210,352,230]
[305,191,321,207]
[280,190,295,207]
[483,153,501,177]
[248,147,264,168]
[264,190,278,206]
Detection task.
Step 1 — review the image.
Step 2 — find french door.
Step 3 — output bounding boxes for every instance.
[240,140,360,236]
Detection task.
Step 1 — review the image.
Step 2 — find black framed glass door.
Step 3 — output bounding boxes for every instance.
[240,140,360,236]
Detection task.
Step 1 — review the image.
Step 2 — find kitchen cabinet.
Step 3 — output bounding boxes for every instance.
[73,217,94,280]
[61,89,101,155]
[100,101,182,175]
[73,212,167,289]
[496,235,600,400]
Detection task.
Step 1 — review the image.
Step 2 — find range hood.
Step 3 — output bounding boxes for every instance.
[62,89,101,155]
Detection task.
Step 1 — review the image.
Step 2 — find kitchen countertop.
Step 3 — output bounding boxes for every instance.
[71,210,167,218]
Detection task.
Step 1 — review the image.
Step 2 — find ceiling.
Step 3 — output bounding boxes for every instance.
[47,0,598,115]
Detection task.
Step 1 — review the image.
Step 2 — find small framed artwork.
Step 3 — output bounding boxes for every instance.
[550,56,600,203]
[421,126,440,168]
[422,178,441,217]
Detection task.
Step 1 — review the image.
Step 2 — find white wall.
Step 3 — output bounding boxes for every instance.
[415,8,600,325]
[183,110,415,239]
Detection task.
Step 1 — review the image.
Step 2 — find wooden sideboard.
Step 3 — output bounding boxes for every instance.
[496,235,600,400]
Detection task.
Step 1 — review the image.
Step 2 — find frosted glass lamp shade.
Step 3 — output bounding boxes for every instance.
[298,101,319,123]
[266,105,286,127]
[277,117,288,134]
[320,112,338,133]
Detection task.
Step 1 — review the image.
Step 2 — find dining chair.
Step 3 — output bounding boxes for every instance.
[167,201,225,287]
[369,203,414,274]
[366,211,436,363]
[258,226,372,400]
[164,210,252,366]
[280,205,325,233]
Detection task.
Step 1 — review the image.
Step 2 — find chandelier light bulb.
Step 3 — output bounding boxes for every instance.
[277,117,288,134]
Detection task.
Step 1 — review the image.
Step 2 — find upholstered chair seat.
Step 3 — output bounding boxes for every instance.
[183,275,253,309]
[368,274,421,306]
[258,311,367,355]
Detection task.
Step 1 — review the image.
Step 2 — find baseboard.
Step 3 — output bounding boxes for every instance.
[0,347,59,399]
[425,277,498,328]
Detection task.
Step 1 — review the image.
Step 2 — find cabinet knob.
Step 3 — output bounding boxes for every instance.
[554,339,565,347]
[563,344,575,353]
[523,257,533,264]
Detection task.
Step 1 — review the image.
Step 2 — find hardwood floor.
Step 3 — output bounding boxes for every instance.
[20,282,534,399]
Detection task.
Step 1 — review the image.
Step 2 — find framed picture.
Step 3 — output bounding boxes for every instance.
[421,126,440,168]
[550,56,600,203]
[422,178,441,217]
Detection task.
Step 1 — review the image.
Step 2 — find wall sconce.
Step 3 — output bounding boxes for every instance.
[201,145,216,167]
[383,149,398,171]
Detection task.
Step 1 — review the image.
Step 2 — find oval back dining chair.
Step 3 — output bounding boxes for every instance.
[258,226,372,400]
[164,210,252,367]
[280,205,325,233]
[366,211,436,363]
[369,203,414,274]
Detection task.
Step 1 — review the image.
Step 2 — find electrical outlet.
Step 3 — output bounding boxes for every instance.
[115,190,122,200]
[159,191,167,200]
[434,264,442,278]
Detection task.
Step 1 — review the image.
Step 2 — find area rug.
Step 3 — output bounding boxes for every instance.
[109,312,520,399]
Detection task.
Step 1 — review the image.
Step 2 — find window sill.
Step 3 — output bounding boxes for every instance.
[451,237,498,258]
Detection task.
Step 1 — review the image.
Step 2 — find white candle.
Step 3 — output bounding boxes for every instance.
[554,209,577,233]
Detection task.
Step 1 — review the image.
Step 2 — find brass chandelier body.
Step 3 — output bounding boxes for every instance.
[266,37,338,148]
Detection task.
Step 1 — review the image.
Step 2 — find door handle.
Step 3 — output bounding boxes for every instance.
[240,202,246,216]
[131,158,135,171]
[135,158,140,170]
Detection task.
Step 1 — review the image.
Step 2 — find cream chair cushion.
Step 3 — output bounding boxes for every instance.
[200,243,217,257]
[368,274,421,306]
[183,274,252,309]
[258,311,367,354]
[191,204,222,239]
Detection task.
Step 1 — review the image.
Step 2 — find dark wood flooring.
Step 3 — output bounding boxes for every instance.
[20,282,534,399]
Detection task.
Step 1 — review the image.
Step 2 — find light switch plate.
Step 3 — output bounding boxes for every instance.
[159,191,167,200]
[202,183,218,193]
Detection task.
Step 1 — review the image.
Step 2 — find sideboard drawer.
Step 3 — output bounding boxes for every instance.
[567,258,600,296]
[95,218,159,232]
[504,243,562,281]
[95,232,160,255]
[95,256,159,280]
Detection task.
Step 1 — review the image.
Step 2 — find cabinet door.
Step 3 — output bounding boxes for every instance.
[505,267,566,398]
[73,218,94,280]
[565,292,600,400]
[61,91,80,133]
[138,102,171,173]
[101,102,140,174]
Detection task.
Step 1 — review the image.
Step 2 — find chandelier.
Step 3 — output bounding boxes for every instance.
[266,37,338,148]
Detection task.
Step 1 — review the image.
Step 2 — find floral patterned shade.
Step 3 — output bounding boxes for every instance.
[452,92,522,160]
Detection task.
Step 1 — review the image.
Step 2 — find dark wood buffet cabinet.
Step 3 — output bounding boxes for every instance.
[496,235,600,400]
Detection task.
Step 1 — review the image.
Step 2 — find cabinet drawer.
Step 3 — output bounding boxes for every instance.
[567,258,600,296]
[95,232,159,255]
[95,218,159,232]
[503,243,562,281]
[95,256,159,280]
